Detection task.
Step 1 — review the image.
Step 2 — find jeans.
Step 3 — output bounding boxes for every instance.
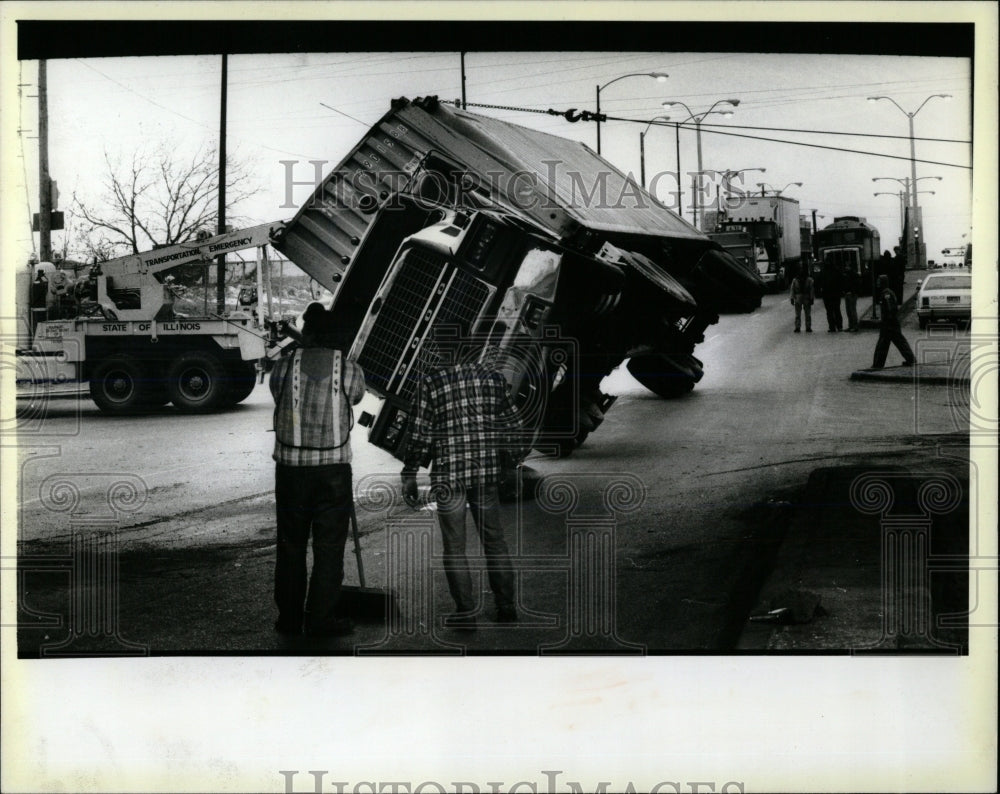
[843,293,858,331]
[872,324,916,368]
[274,463,353,632]
[435,483,515,614]
[794,302,812,331]
[823,296,843,331]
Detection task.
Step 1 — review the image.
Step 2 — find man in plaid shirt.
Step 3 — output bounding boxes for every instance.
[270,303,365,638]
[401,344,527,629]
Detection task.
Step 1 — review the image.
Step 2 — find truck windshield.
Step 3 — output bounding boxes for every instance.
[823,249,859,268]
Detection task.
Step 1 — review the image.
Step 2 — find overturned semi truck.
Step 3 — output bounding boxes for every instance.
[272,96,763,457]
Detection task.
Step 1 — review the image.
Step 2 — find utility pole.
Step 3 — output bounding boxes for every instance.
[460,51,467,109]
[675,123,683,220]
[639,131,646,188]
[38,59,52,262]
[216,53,228,314]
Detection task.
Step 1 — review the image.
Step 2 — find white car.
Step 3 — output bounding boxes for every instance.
[916,269,971,329]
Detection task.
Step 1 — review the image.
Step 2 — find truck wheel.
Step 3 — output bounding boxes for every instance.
[224,360,258,405]
[166,351,228,413]
[89,356,148,414]
[627,354,700,398]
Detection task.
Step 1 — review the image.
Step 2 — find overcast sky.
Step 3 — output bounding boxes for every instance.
[11,50,971,262]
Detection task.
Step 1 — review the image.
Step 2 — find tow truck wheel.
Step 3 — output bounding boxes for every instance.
[166,351,228,413]
[224,360,259,405]
[627,354,699,398]
[89,356,148,414]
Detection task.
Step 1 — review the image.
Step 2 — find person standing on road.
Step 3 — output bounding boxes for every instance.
[842,265,860,332]
[270,303,366,637]
[821,263,843,332]
[400,339,526,630]
[871,274,916,369]
[789,267,814,333]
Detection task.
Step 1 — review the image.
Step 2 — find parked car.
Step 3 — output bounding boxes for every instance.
[916,269,972,329]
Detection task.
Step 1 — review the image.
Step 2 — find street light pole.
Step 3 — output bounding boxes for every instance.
[595,71,668,155]
[674,123,682,219]
[876,189,934,237]
[757,181,803,197]
[719,167,765,216]
[662,98,740,229]
[639,128,644,187]
[639,115,672,188]
[873,174,942,259]
[867,93,951,268]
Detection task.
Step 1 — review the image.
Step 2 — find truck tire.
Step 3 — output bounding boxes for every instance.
[627,354,701,398]
[538,391,613,457]
[166,351,228,413]
[89,356,149,414]
[224,360,259,405]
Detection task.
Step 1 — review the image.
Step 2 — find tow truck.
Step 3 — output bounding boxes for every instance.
[15,223,287,413]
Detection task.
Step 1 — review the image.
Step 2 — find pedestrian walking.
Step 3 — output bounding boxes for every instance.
[821,264,843,332]
[842,265,860,332]
[269,303,366,637]
[871,275,916,369]
[789,268,814,333]
[400,340,527,630]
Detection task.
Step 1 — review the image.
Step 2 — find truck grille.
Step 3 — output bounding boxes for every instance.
[357,247,492,401]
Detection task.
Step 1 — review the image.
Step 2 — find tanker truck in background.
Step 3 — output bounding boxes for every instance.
[272,96,764,457]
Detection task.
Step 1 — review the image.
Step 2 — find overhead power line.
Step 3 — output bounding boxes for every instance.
[319,102,370,127]
[619,117,971,170]
[451,101,970,170]
[671,119,968,145]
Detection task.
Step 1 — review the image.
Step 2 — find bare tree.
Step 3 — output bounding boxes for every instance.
[72,143,260,258]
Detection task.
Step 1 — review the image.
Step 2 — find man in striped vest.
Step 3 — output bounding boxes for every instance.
[270,303,366,637]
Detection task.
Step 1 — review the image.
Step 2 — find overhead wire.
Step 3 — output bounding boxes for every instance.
[449,100,968,169]
[614,117,971,170]
[73,58,322,160]
[655,119,969,144]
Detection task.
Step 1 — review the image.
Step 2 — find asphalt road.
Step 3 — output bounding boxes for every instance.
[14,276,971,653]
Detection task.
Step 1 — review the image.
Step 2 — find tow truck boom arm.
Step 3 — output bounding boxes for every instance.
[98,222,287,278]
